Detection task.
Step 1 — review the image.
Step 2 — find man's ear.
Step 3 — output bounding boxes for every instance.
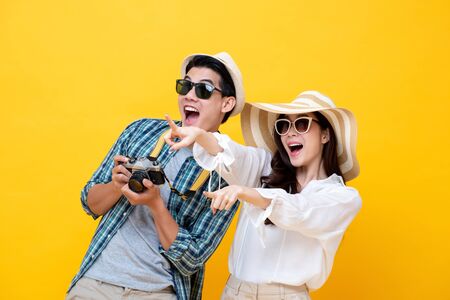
[321,128,330,144]
[221,96,236,113]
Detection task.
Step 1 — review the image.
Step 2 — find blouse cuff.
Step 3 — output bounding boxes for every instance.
[244,189,281,248]
[192,132,235,171]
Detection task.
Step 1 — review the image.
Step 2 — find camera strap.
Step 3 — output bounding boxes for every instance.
[149,129,210,200]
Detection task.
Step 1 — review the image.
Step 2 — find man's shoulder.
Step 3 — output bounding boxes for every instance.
[125,118,181,133]
[127,117,165,128]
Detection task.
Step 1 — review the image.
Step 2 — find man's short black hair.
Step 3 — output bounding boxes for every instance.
[185,55,236,124]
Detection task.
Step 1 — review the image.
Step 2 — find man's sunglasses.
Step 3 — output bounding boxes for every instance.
[176,79,222,100]
[274,117,320,136]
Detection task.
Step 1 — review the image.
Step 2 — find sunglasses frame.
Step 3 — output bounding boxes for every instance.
[274,116,320,136]
[176,79,223,100]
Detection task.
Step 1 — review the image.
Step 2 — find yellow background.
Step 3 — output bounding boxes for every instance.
[1,0,449,299]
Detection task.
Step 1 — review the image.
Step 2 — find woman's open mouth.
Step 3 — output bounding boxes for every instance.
[287,143,303,157]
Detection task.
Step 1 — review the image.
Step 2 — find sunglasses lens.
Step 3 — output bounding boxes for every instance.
[275,120,290,135]
[195,83,214,99]
[176,80,192,95]
[294,118,310,133]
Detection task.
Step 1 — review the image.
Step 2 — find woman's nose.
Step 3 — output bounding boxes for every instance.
[287,124,298,136]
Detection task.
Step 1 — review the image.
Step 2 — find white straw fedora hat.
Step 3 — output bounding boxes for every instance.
[180,52,245,116]
[241,91,359,181]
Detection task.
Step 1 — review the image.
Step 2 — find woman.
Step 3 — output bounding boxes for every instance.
[165,91,362,299]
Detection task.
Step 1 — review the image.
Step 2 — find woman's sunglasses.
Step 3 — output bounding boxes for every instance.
[274,117,320,136]
[176,79,222,100]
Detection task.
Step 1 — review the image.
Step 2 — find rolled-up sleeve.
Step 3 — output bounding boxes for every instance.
[161,196,239,276]
[193,132,271,187]
[80,119,144,219]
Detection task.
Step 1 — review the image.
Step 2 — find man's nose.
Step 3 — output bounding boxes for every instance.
[184,86,198,101]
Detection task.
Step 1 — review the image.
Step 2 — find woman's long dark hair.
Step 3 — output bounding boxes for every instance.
[262,112,344,194]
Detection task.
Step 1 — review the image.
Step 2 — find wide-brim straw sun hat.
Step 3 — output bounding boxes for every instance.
[181,52,245,117]
[241,91,359,181]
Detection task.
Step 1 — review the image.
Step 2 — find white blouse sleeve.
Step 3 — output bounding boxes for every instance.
[247,179,362,241]
[193,132,272,187]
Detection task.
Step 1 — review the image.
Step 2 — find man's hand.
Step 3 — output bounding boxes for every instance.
[203,185,244,215]
[112,155,131,193]
[164,114,205,151]
[85,155,132,216]
[122,179,178,250]
[121,179,164,210]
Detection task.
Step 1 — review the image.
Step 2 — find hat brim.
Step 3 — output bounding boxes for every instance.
[241,101,360,181]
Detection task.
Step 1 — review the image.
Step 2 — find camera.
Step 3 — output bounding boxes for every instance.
[121,157,165,193]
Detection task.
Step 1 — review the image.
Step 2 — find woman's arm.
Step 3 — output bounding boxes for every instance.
[164,114,222,155]
[252,183,362,239]
[203,185,272,214]
[164,114,272,187]
[205,178,362,240]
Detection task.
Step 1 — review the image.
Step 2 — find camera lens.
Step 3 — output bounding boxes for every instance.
[128,171,147,193]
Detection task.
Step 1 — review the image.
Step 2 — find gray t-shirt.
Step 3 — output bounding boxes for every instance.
[85,147,192,292]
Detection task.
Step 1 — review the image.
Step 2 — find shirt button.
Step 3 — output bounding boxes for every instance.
[123,212,127,216]
[107,234,111,238]
[91,255,94,259]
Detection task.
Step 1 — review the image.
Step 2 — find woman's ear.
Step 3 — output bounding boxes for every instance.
[221,96,236,113]
[321,128,330,144]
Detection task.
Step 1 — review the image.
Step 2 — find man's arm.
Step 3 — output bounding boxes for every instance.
[122,178,238,276]
[80,119,143,219]
[86,155,131,216]
[121,179,179,249]
[160,195,238,276]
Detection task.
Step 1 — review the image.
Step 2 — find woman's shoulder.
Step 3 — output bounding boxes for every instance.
[309,174,361,200]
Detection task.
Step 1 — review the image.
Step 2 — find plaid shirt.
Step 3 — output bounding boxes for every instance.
[68,118,238,300]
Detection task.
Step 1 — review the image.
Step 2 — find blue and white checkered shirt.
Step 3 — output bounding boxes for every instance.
[68,118,238,300]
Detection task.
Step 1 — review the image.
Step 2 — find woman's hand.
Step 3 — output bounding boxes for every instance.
[204,185,272,213]
[203,185,244,214]
[163,114,223,155]
[164,114,205,151]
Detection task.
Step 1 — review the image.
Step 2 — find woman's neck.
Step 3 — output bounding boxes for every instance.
[296,159,327,189]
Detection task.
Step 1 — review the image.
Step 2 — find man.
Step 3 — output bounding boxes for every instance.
[66,52,245,300]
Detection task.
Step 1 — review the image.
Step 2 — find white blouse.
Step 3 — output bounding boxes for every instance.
[193,133,362,290]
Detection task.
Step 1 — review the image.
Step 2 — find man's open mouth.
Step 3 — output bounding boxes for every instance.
[184,106,200,125]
